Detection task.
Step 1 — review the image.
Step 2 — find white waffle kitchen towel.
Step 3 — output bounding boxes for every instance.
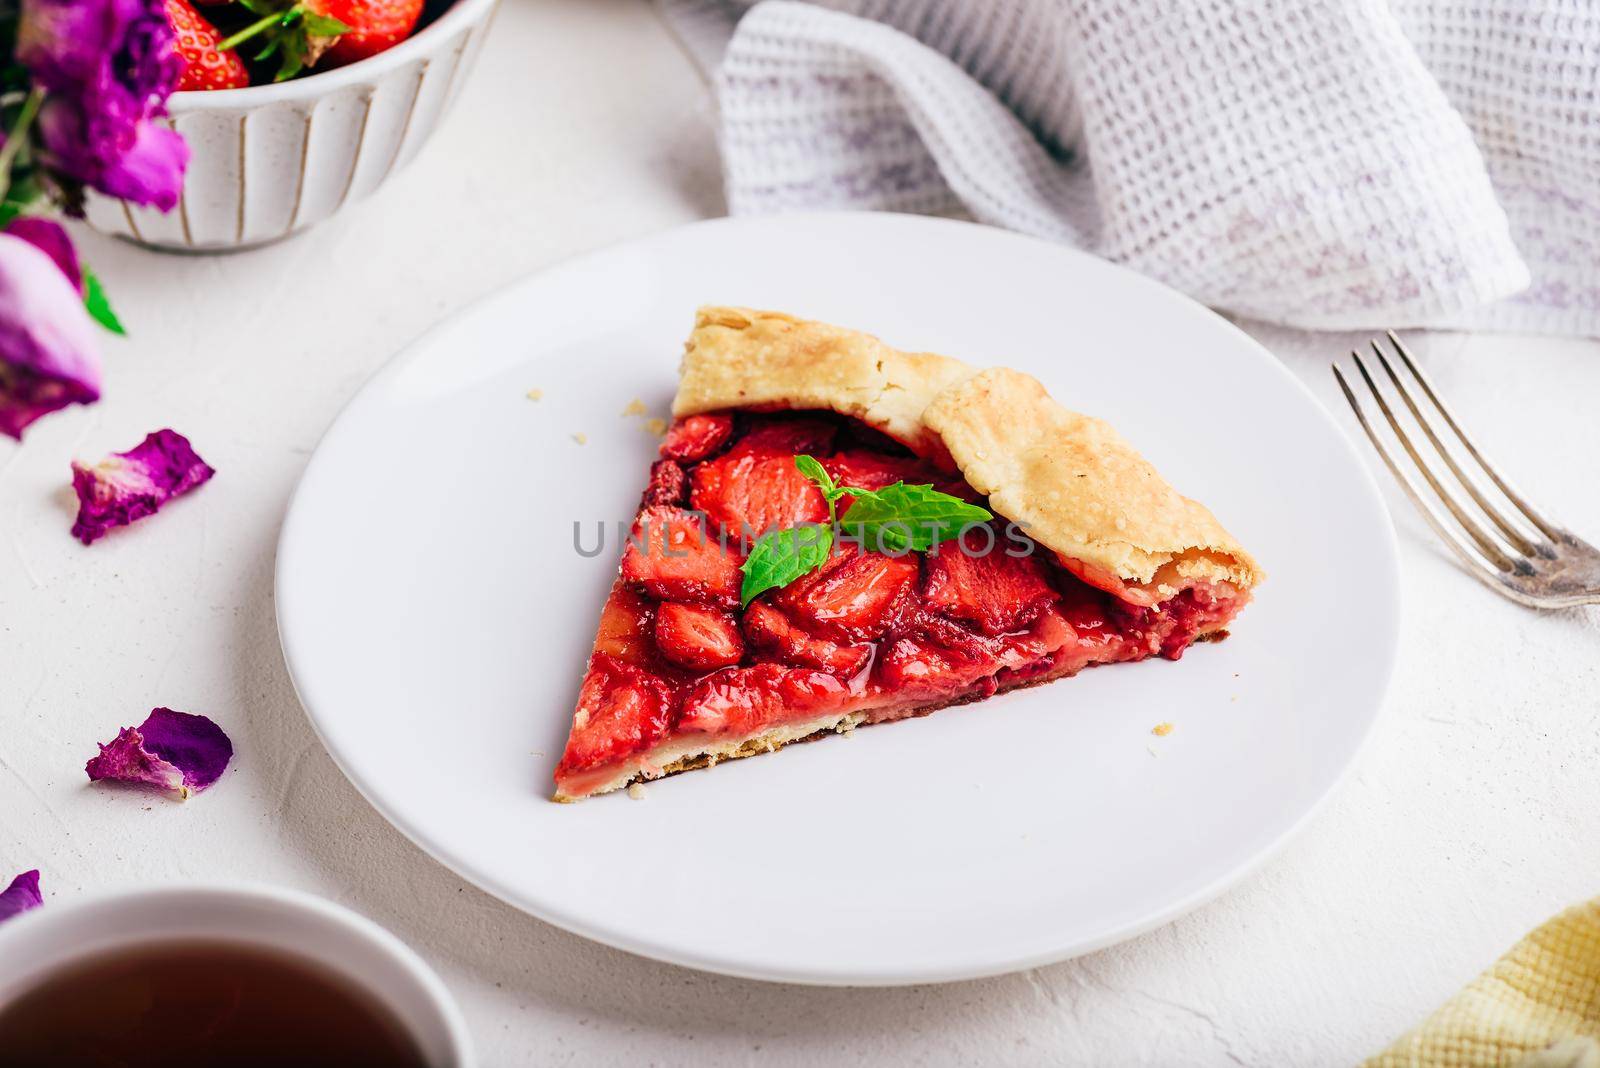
[660,0,1600,335]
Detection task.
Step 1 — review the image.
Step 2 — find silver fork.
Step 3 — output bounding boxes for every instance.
[1332,332,1600,608]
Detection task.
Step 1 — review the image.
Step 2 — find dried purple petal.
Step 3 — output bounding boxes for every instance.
[86,708,233,799]
[0,870,43,924]
[71,429,214,545]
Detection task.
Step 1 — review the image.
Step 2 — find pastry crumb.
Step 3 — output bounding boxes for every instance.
[644,417,668,437]
[571,432,587,445]
[626,783,647,800]
[621,399,649,418]
[526,388,543,401]
[1151,721,1174,737]
[1146,745,1159,758]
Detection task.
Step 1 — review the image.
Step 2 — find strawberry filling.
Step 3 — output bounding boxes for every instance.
[556,412,1249,795]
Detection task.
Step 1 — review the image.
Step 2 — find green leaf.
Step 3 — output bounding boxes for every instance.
[739,523,833,607]
[839,483,992,554]
[81,268,126,336]
[793,454,839,500]
[274,33,306,81]
[301,11,351,35]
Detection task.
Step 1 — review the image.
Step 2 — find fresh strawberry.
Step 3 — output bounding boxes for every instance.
[654,602,744,671]
[660,413,734,463]
[923,530,1059,635]
[168,0,250,90]
[620,505,743,608]
[640,459,688,508]
[742,601,872,676]
[676,664,849,736]
[305,0,423,67]
[690,419,837,539]
[774,544,919,641]
[556,653,674,774]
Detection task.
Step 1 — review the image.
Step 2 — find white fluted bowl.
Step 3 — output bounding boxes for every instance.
[86,0,497,252]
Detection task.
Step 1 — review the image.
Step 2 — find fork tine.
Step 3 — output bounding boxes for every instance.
[1340,355,1523,574]
[1334,365,1516,593]
[1384,330,1562,541]
[1367,339,1544,558]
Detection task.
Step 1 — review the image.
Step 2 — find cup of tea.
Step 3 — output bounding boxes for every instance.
[0,884,472,1067]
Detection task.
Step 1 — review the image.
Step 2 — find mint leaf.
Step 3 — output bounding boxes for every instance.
[82,268,125,336]
[839,483,991,554]
[793,454,838,500]
[740,523,833,607]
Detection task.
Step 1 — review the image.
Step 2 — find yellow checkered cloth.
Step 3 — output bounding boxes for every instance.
[1368,900,1600,1068]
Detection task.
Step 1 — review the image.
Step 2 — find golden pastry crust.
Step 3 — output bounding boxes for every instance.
[675,307,973,458]
[923,368,1262,599]
[673,307,1262,599]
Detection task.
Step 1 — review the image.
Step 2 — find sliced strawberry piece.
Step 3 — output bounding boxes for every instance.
[876,633,1000,695]
[676,663,849,736]
[825,448,980,507]
[923,530,1060,635]
[591,582,658,667]
[655,602,744,671]
[736,417,838,456]
[690,434,830,540]
[661,413,734,463]
[640,459,688,508]
[620,505,743,608]
[556,653,674,774]
[743,601,872,676]
[774,544,919,641]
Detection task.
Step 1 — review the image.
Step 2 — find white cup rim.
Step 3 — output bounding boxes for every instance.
[0,882,473,1067]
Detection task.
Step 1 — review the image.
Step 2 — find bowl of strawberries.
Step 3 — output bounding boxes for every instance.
[83,0,498,251]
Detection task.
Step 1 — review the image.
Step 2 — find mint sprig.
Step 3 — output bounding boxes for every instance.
[737,454,993,606]
[740,524,833,607]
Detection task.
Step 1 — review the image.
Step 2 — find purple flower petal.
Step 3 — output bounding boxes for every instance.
[0,871,43,924]
[5,218,83,294]
[0,233,102,439]
[71,429,214,545]
[89,120,189,214]
[19,0,188,213]
[86,708,233,799]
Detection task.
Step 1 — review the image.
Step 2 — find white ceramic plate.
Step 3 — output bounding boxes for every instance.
[277,213,1399,985]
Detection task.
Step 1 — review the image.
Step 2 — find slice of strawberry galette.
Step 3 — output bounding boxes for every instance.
[552,308,1263,801]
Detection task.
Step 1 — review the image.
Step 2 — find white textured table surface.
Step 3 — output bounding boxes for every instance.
[5,3,1600,1064]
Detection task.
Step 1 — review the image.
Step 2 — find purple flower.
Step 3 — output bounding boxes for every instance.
[0,871,43,924]
[0,229,102,440]
[6,217,83,293]
[87,708,234,799]
[17,0,189,213]
[71,429,214,544]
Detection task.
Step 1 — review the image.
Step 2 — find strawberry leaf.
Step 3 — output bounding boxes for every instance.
[82,268,125,336]
[740,523,833,607]
[839,483,991,553]
[301,11,351,35]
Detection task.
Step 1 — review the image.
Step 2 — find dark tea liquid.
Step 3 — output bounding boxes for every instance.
[0,940,433,1068]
